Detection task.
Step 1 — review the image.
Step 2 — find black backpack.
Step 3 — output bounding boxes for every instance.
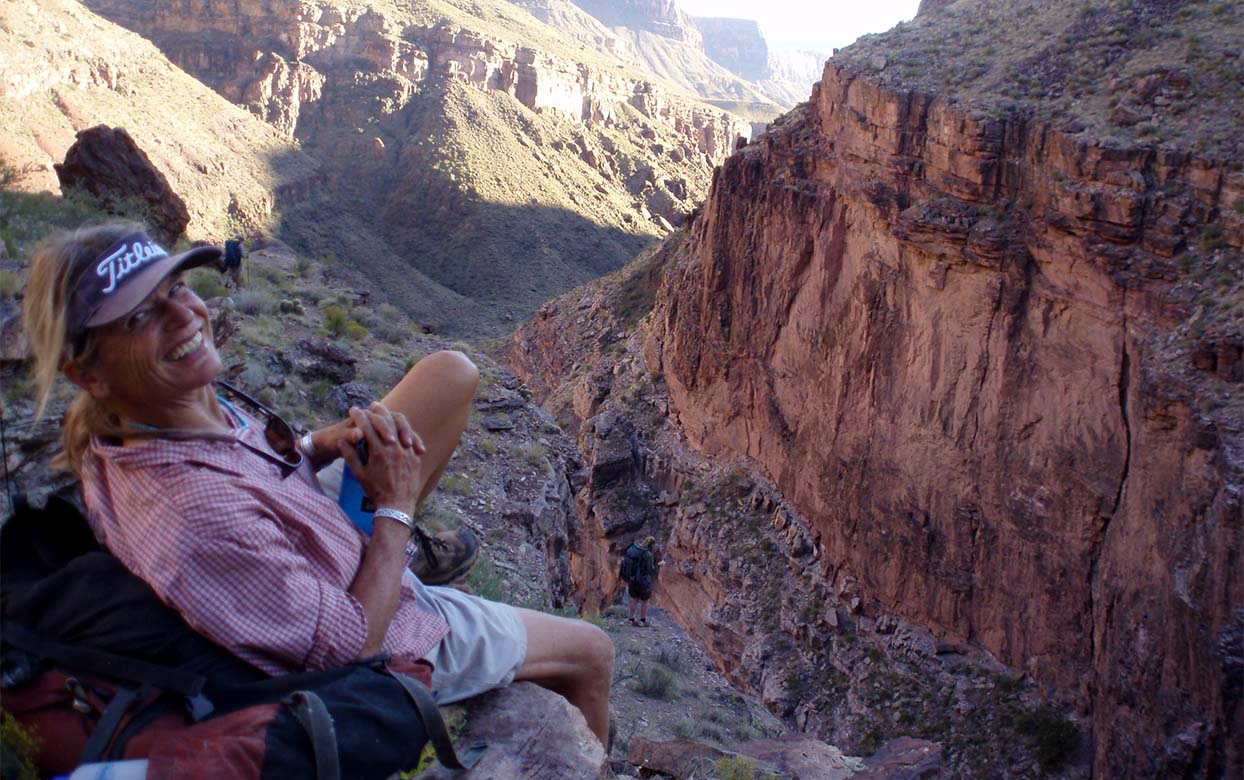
[619,544,650,586]
[0,491,484,779]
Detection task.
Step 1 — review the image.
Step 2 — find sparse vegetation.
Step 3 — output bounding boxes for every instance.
[466,554,507,604]
[0,711,40,780]
[715,756,775,780]
[1014,706,1081,770]
[633,664,678,700]
[0,270,22,298]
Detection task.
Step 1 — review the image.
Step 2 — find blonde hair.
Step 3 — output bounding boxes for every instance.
[24,221,144,474]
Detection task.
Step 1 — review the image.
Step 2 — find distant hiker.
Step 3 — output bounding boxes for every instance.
[22,221,615,746]
[222,234,245,289]
[620,536,657,626]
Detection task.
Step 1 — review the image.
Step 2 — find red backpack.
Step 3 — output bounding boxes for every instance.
[0,492,484,779]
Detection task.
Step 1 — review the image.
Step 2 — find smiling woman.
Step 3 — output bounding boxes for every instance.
[21,221,616,748]
[24,222,223,473]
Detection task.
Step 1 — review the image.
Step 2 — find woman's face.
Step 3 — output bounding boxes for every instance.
[76,273,222,411]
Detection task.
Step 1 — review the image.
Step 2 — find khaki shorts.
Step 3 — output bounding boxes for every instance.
[407,572,528,704]
[319,460,527,703]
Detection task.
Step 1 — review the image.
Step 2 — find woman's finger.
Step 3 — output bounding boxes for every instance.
[391,411,426,454]
[365,402,399,445]
[349,406,379,447]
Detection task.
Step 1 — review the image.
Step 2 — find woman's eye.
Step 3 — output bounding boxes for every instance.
[124,310,149,330]
[170,281,187,295]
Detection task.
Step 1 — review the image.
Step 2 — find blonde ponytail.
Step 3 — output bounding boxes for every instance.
[23,222,143,475]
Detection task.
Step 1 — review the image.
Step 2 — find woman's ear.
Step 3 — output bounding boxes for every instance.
[63,357,110,400]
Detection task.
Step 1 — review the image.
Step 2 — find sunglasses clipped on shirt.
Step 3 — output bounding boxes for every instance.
[215,380,304,473]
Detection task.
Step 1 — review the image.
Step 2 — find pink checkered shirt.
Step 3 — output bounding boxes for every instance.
[78,406,449,676]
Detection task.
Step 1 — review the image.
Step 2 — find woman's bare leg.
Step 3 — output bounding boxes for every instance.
[514,608,614,745]
[380,350,479,506]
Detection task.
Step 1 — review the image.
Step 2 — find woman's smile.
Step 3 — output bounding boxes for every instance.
[166,329,205,361]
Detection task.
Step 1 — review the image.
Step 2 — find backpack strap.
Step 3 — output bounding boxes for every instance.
[79,685,142,764]
[386,668,486,770]
[285,691,341,780]
[3,623,208,701]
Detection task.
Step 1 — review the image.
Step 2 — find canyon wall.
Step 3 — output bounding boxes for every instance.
[694,17,768,82]
[81,0,744,163]
[649,62,1242,777]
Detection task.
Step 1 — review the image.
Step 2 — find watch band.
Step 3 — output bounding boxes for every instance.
[373,507,415,533]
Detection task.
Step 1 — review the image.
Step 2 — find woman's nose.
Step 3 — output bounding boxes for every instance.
[160,296,196,326]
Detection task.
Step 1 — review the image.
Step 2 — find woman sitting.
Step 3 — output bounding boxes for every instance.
[23,222,614,744]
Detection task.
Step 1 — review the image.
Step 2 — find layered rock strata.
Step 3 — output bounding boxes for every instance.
[650,61,1242,777]
[0,0,320,237]
[81,0,744,163]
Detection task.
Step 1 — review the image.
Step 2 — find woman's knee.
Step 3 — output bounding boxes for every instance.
[409,350,479,396]
[579,622,615,681]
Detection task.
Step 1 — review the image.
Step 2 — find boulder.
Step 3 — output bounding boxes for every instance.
[293,338,357,384]
[419,682,606,780]
[851,738,943,779]
[54,126,189,242]
[328,382,377,417]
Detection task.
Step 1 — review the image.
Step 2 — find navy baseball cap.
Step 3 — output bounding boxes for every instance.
[66,231,221,354]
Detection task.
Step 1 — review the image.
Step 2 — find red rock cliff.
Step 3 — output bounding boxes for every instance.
[651,62,1242,777]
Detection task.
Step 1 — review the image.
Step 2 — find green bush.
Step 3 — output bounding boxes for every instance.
[1014,706,1080,770]
[233,289,273,316]
[440,472,475,496]
[1,711,40,780]
[467,555,508,603]
[633,664,678,700]
[344,320,369,341]
[0,270,22,298]
[323,304,349,336]
[714,756,775,780]
[189,270,229,300]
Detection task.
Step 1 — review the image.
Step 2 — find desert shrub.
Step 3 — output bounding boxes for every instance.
[344,320,368,341]
[189,270,229,300]
[1014,706,1080,770]
[323,304,349,336]
[0,270,22,298]
[673,717,726,743]
[233,289,273,316]
[440,473,474,496]
[479,440,499,457]
[519,443,548,467]
[633,664,677,700]
[467,555,507,604]
[655,646,687,672]
[715,756,775,780]
[362,361,400,390]
[1,711,40,780]
[603,605,628,619]
[295,256,313,277]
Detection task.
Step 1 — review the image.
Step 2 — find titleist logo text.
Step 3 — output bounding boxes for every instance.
[96,240,167,294]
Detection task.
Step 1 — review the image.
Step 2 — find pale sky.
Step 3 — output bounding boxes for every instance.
[677,0,921,53]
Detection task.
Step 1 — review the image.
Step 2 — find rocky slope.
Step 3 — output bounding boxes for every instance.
[77,0,749,336]
[513,2,1243,778]
[0,0,321,239]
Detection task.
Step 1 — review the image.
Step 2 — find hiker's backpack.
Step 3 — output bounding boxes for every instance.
[0,491,484,780]
[619,544,650,586]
